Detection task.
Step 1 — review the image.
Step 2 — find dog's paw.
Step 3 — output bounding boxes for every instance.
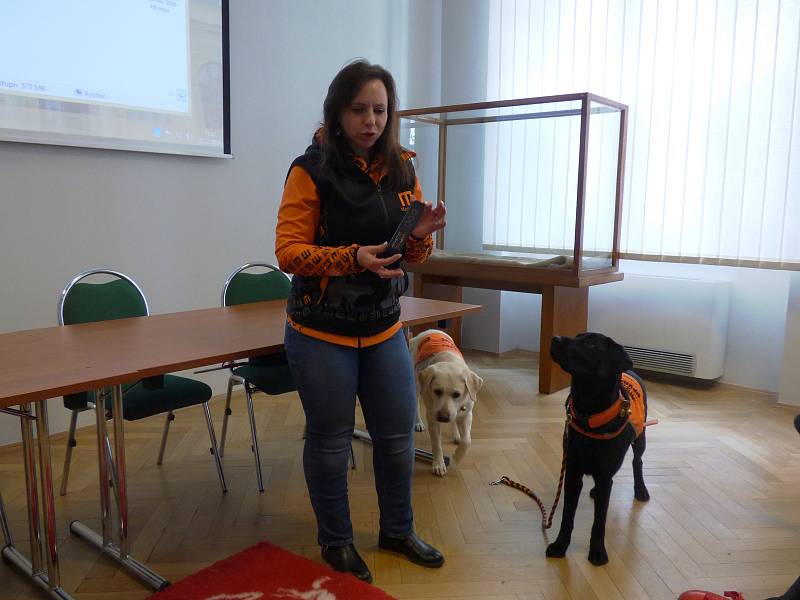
[588,548,609,566]
[545,541,567,558]
[431,460,447,477]
[452,444,469,465]
[414,421,426,432]
[634,485,650,502]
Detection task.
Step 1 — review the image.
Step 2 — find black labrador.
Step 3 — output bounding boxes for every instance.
[546,332,650,566]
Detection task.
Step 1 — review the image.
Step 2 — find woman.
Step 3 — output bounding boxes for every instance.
[275,60,446,583]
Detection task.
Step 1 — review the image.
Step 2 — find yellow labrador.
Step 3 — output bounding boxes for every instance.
[409,329,483,476]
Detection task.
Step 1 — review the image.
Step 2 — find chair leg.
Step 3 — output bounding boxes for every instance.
[156,411,175,466]
[349,443,356,470]
[59,410,80,496]
[202,402,228,493]
[0,491,12,546]
[219,377,236,458]
[244,383,266,493]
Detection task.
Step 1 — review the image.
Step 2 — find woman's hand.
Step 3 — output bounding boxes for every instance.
[411,200,446,239]
[356,243,404,279]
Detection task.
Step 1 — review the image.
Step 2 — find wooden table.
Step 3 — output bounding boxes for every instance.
[0,296,480,598]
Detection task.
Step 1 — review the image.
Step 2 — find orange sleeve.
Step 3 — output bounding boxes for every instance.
[275,166,362,276]
[404,177,434,264]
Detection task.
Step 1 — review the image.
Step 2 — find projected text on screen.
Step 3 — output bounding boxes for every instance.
[1,1,189,113]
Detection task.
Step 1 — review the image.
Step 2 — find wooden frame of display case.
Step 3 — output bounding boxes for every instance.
[399,93,627,393]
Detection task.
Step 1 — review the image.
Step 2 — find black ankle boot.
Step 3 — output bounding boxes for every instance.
[378,531,445,568]
[321,544,372,583]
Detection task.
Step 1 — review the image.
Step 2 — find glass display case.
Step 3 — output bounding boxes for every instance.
[398,92,626,285]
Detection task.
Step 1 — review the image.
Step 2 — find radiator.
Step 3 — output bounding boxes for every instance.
[588,274,730,380]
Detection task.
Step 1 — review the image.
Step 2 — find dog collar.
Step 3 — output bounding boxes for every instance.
[586,397,628,429]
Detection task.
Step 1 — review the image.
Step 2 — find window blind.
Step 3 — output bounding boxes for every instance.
[486,0,800,269]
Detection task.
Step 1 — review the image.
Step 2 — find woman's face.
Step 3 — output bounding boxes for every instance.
[339,78,388,158]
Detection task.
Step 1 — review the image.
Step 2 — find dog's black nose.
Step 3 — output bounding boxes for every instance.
[436,412,450,423]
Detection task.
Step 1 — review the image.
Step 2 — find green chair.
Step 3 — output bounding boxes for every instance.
[220,262,296,492]
[58,269,227,495]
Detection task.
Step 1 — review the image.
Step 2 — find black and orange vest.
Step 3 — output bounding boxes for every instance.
[286,139,418,337]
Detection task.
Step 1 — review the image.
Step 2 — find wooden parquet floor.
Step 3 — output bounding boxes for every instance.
[1,349,799,599]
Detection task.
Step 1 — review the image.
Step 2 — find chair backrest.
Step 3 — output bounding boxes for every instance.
[221,262,291,307]
[58,269,149,326]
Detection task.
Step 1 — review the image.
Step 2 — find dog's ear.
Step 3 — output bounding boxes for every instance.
[466,371,483,402]
[419,365,438,390]
[597,342,633,378]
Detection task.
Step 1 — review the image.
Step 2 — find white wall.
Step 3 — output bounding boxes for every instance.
[0,0,412,446]
[405,1,442,109]
[434,0,506,354]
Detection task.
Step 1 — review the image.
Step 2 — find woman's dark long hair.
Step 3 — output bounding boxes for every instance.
[321,60,413,191]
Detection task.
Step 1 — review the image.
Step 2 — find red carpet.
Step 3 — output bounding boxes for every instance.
[146,541,397,600]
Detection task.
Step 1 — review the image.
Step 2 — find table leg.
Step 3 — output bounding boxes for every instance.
[34,400,63,588]
[0,404,75,600]
[94,391,112,546]
[110,386,129,558]
[539,285,588,394]
[21,403,43,574]
[70,384,169,591]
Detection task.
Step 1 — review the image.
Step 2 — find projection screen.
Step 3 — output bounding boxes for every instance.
[0,0,230,157]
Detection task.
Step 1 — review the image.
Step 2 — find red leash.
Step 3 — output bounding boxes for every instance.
[490,418,569,530]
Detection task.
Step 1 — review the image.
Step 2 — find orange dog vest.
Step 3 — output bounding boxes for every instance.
[415,332,462,365]
[621,373,646,437]
[568,372,646,439]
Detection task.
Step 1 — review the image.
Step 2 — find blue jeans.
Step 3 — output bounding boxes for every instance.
[284,324,416,547]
